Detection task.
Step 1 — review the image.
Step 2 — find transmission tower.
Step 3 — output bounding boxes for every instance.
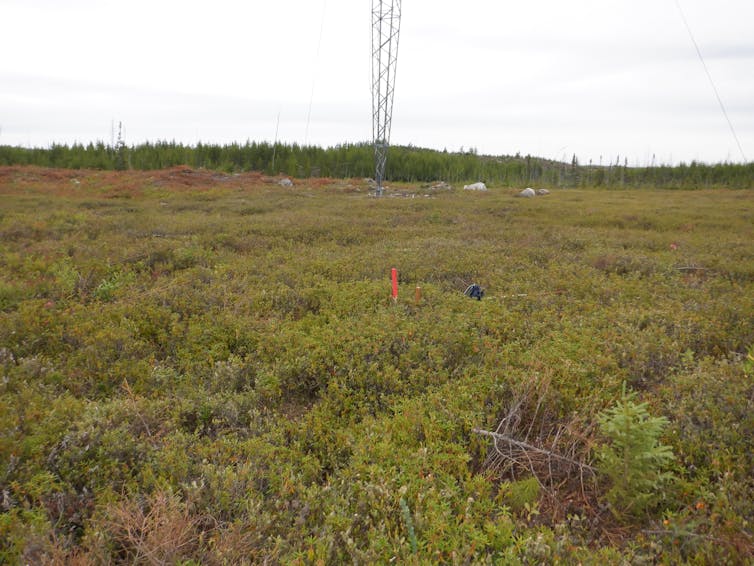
[371,0,402,196]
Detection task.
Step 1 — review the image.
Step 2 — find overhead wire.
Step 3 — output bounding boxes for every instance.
[305,0,328,147]
[673,0,748,162]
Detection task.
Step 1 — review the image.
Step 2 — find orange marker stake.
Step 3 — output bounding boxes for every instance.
[391,268,398,301]
[415,286,422,303]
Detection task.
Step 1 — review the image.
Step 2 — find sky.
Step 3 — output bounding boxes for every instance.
[2,0,753,165]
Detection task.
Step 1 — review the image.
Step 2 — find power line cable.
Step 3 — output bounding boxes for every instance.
[305,0,328,146]
[673,0,747,162]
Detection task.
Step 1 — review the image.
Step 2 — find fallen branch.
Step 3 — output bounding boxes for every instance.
[472,428,597,474]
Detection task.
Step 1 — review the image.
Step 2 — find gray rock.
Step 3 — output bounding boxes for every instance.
[429,181,453,191]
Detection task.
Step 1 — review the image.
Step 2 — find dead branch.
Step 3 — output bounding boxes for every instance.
[473,428,597,474]
[475,378,601,519]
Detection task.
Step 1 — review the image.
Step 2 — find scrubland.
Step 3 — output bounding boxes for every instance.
[1,166,753,563]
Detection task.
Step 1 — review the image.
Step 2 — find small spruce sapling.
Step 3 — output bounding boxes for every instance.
[597,385,676,520]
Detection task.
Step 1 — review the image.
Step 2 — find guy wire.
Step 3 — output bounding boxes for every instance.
[673,0,747,162]
[305,0,328,146]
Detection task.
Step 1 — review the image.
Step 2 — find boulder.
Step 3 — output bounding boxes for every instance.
[536,188,550,195]
[278,178,293,187]
[463,182,487,191]
[429,181,453,191]
[517,187,536,198]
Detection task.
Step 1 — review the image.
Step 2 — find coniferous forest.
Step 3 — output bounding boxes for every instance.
[1,140,752,188]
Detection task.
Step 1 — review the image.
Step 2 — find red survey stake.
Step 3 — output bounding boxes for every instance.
[391,268,398,300]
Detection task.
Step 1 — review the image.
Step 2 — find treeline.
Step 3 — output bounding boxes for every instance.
[1,141,752,189]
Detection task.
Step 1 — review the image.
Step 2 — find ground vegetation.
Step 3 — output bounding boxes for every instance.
[1,166,753,563]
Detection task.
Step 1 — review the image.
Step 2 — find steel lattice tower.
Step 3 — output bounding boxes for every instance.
[371,0,402,196]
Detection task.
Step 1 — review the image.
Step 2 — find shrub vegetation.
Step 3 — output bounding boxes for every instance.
[1,166,753,563]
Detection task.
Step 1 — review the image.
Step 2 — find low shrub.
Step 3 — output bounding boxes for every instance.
[1,169,753,562]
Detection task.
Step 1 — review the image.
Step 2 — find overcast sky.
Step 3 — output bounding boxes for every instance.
[2,0,753,165]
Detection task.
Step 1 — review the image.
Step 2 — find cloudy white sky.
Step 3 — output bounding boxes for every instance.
[2,0,753,165]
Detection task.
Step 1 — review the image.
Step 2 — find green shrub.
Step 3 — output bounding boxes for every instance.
[502,477,541,515]
[597,386,676,519]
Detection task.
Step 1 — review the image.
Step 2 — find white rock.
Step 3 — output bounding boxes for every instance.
[536,188,550,195]
[463,182,487,191]
[278,178,293,187]
[518,187,536,198]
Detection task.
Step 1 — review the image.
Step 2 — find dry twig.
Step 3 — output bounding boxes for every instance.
[475,381,598,506]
